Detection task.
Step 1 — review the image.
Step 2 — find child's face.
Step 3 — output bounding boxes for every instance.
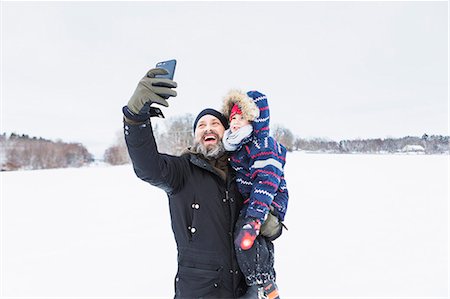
[230,114,250,133]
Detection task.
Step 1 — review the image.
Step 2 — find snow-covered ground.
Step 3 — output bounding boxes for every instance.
[1,153,448,298]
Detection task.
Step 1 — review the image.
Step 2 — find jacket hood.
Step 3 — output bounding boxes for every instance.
[222,90,270,138]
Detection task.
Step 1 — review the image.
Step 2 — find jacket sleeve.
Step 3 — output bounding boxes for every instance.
[123,119,188,194]
[245,136,287,222]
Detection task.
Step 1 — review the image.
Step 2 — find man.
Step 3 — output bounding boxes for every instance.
[122,67,247,298]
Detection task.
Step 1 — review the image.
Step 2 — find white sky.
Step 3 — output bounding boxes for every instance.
[1,1,448,158]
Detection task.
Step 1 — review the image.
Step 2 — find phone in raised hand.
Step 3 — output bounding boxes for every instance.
[155,59,177,80]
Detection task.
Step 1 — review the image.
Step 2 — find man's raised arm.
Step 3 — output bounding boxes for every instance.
[122,67,186,193]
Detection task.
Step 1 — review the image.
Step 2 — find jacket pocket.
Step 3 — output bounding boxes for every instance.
[175,265,222,298]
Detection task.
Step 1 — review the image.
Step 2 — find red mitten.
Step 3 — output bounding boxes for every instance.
[235,218,261,250]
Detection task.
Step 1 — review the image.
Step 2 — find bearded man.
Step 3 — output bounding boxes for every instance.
[122,67,247,298]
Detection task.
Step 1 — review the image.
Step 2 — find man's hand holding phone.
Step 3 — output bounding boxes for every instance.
[123,60,177,123]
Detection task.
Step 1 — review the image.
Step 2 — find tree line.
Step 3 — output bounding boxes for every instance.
[1,115,447,170]
[0,133,93,171]
[103,114,450,165]
[103,114,195,165]
[293,134,448,154]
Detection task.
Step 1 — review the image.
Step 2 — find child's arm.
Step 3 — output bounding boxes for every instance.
[245,136,287,222]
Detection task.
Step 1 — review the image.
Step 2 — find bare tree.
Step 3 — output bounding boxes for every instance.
[156,114,194,155]
[104,131,130,165]
[271,124,294,152]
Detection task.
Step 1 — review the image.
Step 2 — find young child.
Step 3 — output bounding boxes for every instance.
[222,90,289,299]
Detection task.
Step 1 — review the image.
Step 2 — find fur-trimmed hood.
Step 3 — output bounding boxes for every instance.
[222,90,271,138]
[222,90,260,122]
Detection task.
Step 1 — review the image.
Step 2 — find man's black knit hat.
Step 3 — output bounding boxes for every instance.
[193,108,229,132]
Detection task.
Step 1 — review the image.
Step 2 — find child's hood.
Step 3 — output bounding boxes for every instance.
[221,90,270,138]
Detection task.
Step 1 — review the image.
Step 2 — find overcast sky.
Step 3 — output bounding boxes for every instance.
[1,1,448,158]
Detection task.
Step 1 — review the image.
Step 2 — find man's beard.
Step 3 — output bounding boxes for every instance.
[193,140,225,159]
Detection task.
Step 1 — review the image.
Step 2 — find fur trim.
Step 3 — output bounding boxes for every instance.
[221,90,260,121]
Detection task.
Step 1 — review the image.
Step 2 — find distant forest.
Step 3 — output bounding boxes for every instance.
[103,114,450,166]
[291,134,449,154]
[1,114,449,170]
[1,133,93,171]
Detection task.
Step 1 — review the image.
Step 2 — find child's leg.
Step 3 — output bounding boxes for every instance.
[234,216,276,286]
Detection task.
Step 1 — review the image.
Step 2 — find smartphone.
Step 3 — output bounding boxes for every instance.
[155,59,177,80]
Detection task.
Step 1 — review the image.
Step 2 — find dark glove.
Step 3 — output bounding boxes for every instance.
[235,218,261,250]
[123,68,177,122]
[260,212,283,241]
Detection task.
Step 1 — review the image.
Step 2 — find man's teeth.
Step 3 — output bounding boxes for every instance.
[204,135,217,141]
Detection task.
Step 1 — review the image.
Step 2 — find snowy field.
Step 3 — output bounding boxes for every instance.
[1,153,448,298]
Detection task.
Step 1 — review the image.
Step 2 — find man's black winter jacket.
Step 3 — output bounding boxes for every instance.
[124,120,247,298]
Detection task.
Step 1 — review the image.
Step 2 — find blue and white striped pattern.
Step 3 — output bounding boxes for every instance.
[230,91,289,222]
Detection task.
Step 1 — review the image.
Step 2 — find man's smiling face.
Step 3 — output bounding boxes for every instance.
[194,114,226,150]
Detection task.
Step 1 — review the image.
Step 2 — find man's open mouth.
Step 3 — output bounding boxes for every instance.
[203,132,218,144]
[204,134,217,142]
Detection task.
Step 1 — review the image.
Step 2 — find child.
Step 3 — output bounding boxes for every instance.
[222,90,289,299]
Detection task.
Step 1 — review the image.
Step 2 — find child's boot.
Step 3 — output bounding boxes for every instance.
[239,280,280,299]
[238,285,266,299]
[263,280,280,299]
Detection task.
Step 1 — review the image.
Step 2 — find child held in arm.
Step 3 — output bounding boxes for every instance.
[222,90,289,299]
